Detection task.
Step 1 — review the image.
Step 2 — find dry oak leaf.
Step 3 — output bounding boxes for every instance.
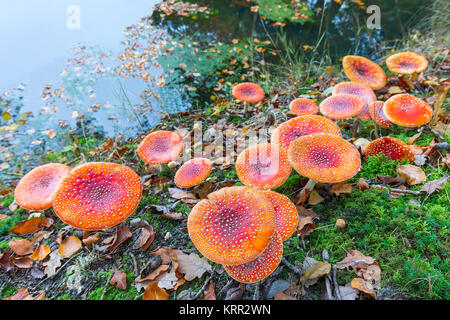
[308,190,324,205]
[9,217,53,235]
[152,247,179,268]
[31,244,51,261]
[298,216,315,236]
[138,225,156,251]
[143,281,169,300]
[168,188,197,200]
[157,271,179,290]
[177,252,213,281]
[43,250,63,277]
[109,225,132,253]
[59,236,82,258]
[351,278,376,299]
[9,239,34,256]
[0,252,13,271]
[338,283,359,300]
[335,250,376,270]
[397,164,427,186]
[300,261,331,288]
[31,230,53,243]
[3,288,34,300]
[421,177,448,195]
[330,183,352,195]
[110,270,127,290]
[137,264,170,282]
[82,233,101,246]
[356,178,370,191]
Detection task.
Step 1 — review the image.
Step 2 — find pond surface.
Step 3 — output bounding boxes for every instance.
[0,0,427,139]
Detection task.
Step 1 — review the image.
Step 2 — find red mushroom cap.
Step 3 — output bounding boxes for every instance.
[14,163,71,211]
[263,190,298,241]
[52,162,143,231]
[224,232,283,283]
[386,52,428,74]
[137,130,183,164]
[235,143,292,190]
[332,82,376,120]
[342,55,387,90]
[187,186,276,265]
[232,82,265,103]
[369,101,393,129]
[174,158,212,188]
[319,94,366,119]
[289,98,318,116]
[271,115,341,151]
[364,137,415,162]
[287,133,361,183]
[383,94,433,127]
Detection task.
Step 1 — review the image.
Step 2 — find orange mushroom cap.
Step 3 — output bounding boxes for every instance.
[383,94,432,127]
[174,158,212,188]
[232,82,265,103]
[332,82,376,120]
[342,55,387,90]
[364,137,415,162]
[289,98,318,116]
[386,52,428,74]
[14,163,71,211]
[287,133,361,183]
[319,94,366,119]
[235,143,292,190]
[137,130,183,164]
[369,101,393,129]
[262,191,298,241]
[224,232,283,283]
[271,115,341,151]
[187,186,276,266]
[52,162,142,231]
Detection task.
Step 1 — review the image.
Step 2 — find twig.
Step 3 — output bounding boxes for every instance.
[322,250,334,300]
[129,252,139,276]
[100,270,115,300]
[33,252,82,289]
[332,267,342,300]
[436,142,450,150]
[217,279,235,299]
[253,282,262,300]
[192,273,214,300]
[370,184,421,195]
[282,257,303,276]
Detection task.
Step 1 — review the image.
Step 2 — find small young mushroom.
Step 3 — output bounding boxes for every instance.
[223,232,283,284]
[386,52,428,75]
[137,130,183,164]
[174,158,212,188]
[369,101,393,129]
[342,55,387,90]
[262,190,299,241]
[289,98,318,116]
[319,94,366,119]
[52,162,143,230]
[383,94,433,127]
[235,143,292,190]
[14,163,71,211]
[232,82,265,113]
[332,82,376,120]
[364,137,415,162]
[271,115,341,152]
[187,186,276,266]
[287,133,361,192]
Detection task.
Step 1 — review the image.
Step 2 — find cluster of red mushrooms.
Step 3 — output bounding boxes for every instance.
[13,51,432,284]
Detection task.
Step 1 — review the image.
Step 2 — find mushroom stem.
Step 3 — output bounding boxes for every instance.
[352,119,360,138]
[373,123,379,139]
[243,101,248,114]
[298,178,318,202]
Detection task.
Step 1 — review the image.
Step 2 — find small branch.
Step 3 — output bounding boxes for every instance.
[100,271,115,300]
[332,267,342,300]
[192,273,214,300]
[253,282,262,300]
[370,184,421,195]
[217,279,235,299]
[282,257,303,276]
[129,252,139,276]
[322,250,334,300]
[436,142,450,150]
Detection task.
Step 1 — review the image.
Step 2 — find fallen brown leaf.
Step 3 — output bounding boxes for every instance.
[109,225,132,252]
[204,280,216,300]
[82,233,101,246]
[138,226,155,251]
[31,244,51,261]
[143,281,169,300]
[110,270,127,290]
[138,265,170,282]
[356,178,370,191]
[177,252,213,281]
[9,239,34,256]
[298,216,315,236]
[59,236,82,258]
[12,256,32,269]
[330,183,352,195]
[420,177,448,195]
[397,164,427,185]
[9,217,53,235]
[300,261,331,287]
[3,288,34,300]
[351,278,376,299]
[308,190,324,205]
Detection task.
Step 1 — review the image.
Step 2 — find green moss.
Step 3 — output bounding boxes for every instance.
[88,270,140,300]
[0,285,17,299]
[0,212,26,237]
[350,154,409,182]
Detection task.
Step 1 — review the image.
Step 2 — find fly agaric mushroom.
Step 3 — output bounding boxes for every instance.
[319,94,366,119]
[271,115,341,151]
[369,101,393,129]
[263,190,298,241]
[174,158,212,188]
[235,143,292,190]
[289,98,318,116]
[187,186,276,265]
[364,137,415,162]
[383,94,432,127]
[287,133,361,192]
[332,82,376,120]
[386,52,428,75]
[232,82,265,114]
[137,130,183,164]
[342,55,387,90]
[52,162,142,230]
[223,232,283,283]
[14,163,71,211]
